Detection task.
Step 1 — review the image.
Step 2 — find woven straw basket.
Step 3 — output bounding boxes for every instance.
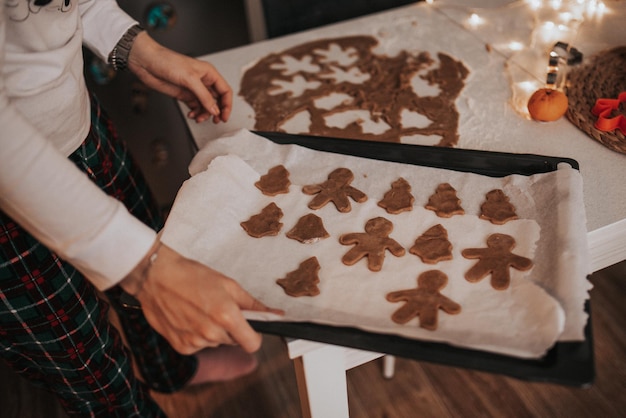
[565,46,626,154]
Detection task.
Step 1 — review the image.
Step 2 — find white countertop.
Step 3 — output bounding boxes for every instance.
[179,0,626,271]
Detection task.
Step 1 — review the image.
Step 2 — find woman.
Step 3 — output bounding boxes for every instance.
[0,0,280,416]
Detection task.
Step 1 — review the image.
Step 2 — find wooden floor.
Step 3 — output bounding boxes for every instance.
[2,261,624,418]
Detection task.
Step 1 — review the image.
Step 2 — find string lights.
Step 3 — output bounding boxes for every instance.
[423,0,610,118]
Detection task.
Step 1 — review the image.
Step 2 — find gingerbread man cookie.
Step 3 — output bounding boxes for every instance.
[240,202,283,238]
[378,177,414,214]
[339,217,405,271]
[425,183,464,218]
[276,257,321,297]
[302,167,367,213]
[462,233,533,290]
[386,270,461,330]
[479,189,518,225]
[255,165,291,196]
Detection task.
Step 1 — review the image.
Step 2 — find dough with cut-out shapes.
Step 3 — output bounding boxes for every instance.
[339,217,405,271]
[239,36,469,146]
[240,202,283,237]
[386,270,461,330]
[302,167,367,213]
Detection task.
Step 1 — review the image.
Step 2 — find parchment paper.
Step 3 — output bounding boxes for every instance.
[161,130,591,359]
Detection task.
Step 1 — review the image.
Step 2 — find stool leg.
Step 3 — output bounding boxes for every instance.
[292,345,350,418]
[383,355,396,379]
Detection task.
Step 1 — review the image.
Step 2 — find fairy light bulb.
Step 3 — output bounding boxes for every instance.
[550,0,562,10]
[527,0,541,11]
[508,41,525,51]
[518,81,539,95]
[467,13,484,28]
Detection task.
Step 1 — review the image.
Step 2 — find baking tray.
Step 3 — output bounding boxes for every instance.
[249,131,594,387]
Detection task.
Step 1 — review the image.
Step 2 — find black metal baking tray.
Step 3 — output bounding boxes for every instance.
[249,131,593,387]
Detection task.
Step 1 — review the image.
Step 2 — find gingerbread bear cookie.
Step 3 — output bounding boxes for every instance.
[409,224,453,264]
[479,189,519,225]
[255,165,291,196]
[386,270,461,330]
[339,217,405,271]
[276,256,321,297]
[425,183,464,217]
[378,177,415,214]
[462,233,533,290]
[286,213,330,243]
[302,167,367,213]
[240,202,283,237]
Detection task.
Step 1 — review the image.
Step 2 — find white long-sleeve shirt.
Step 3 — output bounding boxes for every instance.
[0,0,156,290]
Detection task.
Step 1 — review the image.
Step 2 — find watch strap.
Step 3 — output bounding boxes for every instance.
[108,24,145,71]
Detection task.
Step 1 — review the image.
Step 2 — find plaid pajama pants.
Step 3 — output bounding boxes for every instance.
[0,95,197,417]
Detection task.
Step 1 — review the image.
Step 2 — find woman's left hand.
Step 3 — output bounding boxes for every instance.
[128,32,232,124]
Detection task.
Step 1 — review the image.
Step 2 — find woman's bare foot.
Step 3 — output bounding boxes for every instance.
[187,345,258,385]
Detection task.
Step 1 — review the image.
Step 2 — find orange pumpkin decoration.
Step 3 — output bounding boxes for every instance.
[527,88,569,122]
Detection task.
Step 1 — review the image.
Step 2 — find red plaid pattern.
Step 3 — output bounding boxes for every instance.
[0,95,195,417]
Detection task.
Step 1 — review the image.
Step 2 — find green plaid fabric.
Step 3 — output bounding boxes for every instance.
[0,95,196,417]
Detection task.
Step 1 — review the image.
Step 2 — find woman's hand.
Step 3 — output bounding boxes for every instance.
[121,242,283,355]
[128,32,232,124]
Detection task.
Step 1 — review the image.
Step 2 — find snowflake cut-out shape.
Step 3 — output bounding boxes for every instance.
[269,75,322,97]
[314,43,359,66]
[270,55,320,76]
[320,66,371,84]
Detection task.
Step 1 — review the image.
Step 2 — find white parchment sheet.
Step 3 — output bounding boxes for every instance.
[161,130,591,359]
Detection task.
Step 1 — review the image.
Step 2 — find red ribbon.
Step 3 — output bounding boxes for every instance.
[591,91,626,134]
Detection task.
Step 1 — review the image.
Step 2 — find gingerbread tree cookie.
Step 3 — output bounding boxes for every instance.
[386,270,461,330]
[255,165,291,196]
[302,167,367,213]
[240,202,283,238]
[462,233,533,290]
[286,213,330,243]
[339,217,405,271]
[378,177,415,214]
[276,257,321,297]
[425,183,464,217]
[479,189,518,225]
[409,224,453,264]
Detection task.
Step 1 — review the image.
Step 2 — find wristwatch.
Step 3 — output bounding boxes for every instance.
[108,24,145,71]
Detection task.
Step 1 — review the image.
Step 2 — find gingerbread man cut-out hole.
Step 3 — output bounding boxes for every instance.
[386,270,461,330]
[339,217,405,271]
[302,167,367,213]
[462,233,533,290]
